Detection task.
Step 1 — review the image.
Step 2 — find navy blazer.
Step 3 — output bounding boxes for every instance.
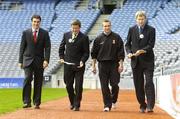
[59,31,89,65]
[19,28,51,68]
[125,24,155,68]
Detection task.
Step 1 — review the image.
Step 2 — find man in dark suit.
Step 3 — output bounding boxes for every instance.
[125,11,155,113]
[59,19,89,111]
[19,15,51,109]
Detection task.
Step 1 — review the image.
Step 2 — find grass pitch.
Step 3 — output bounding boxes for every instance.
[0,88,67,115]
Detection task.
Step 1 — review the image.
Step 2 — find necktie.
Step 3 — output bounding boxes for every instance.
[139,27,143,34]
[34,31,37,43]
[139,27,144,39]
[72,33,77,40]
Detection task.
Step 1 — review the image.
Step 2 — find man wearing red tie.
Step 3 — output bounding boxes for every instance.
[18,15,51,109]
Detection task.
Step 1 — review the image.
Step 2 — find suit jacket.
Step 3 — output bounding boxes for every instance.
[125,24,155,68]
[19,28,51,68]
[59,31,89,65]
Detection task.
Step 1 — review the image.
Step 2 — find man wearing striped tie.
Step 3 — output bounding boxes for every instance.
[59,19,89,111]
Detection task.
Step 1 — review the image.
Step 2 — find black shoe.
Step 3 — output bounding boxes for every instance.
[23,104,31,108]
[70,105,74,110]
[147,108,153,113]
[140,108,146,113]
[34,105,40,109]
[73,107,79,111]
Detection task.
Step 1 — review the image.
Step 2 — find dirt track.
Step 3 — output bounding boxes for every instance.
[0,90,173,119]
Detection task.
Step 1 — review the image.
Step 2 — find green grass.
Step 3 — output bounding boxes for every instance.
[0,88,67,115]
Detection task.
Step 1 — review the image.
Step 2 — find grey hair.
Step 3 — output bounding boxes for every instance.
[135,11,147,19]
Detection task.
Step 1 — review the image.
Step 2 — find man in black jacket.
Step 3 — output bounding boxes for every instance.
[59,19,89,111]
[91,19,125,112]
[125,11,155,113]
[19,15,51,109]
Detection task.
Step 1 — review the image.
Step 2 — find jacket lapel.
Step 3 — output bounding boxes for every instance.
[28,29,34,44]
[71,31,80,43]
[36,28,41,43]
[75,32,80,41]
[135,26,140,41]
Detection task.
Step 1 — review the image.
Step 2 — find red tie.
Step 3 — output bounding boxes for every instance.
[34,31,37,43]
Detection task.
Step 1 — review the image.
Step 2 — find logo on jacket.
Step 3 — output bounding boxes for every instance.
[100,41,104,45]
[112,40,116,44]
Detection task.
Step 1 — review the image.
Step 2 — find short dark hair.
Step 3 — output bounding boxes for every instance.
[31,15,41,21]
[103,19,111,25]
[71,19,81,27]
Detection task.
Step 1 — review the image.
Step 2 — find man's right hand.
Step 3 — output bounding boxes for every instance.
[134,50,146,56]
[91,59,97,74]
[59,59,64,64]
[18,63,23,69]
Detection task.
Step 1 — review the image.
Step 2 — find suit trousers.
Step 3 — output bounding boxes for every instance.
[98,61,120,108]
[132,61,155,109]
[23,60,44,106]
[64,64,85,108]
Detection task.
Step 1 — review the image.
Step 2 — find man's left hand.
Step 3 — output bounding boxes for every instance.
[118,65,123,73]
[77,61,84,68]
[43,60,48,69]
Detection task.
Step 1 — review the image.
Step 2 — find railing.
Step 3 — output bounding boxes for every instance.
[0,1,22,10]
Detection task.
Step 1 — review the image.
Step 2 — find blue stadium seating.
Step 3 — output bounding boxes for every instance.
[108,0,180,77]
[0,0,179,79]
[109,0,180,41]
[0,0,100,78]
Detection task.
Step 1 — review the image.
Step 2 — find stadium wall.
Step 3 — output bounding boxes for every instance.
[156,74,180,118]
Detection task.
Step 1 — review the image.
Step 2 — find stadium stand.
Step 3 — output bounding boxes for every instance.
[108,0,180,78]
[47,0,100,76]
[0,0,100,78]
[0,0,179,83]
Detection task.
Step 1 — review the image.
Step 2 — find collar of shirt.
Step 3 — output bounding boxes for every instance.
[32,28,39,36]
[137,25,145,30]
[72,32,79,40]
[103,31,111,36]
[137,25,144,34]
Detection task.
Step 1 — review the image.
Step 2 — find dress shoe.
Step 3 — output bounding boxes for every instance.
[70,105,74,110]
[34,105,40,109]
[140,108,146,113]
[73,107,79,111]
[23,104,31,108]
[147,108,153,113]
